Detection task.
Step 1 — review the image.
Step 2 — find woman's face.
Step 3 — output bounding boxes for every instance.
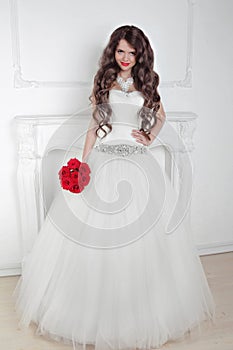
[115,39,136,73]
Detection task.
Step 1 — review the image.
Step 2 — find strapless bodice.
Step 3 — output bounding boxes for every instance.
[109,89,144,105]
[95,89,145,146]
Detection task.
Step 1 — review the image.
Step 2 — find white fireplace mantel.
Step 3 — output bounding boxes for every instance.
[14,112,197,257]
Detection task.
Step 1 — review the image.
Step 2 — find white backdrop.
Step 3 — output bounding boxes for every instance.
[0,0,232,275]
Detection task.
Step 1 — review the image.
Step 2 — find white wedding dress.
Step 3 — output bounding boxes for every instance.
[13,89,215,350]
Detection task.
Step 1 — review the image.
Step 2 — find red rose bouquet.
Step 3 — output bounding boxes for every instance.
[58,158,91,193]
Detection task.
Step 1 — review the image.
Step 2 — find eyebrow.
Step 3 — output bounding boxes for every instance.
[117,48,136,53]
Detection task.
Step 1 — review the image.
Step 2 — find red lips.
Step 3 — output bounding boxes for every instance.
[121,62,130,67]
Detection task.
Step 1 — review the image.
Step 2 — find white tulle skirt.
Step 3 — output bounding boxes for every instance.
[13,141,215,350]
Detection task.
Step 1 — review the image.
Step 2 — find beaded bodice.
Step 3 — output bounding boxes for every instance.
[95,89,145,147]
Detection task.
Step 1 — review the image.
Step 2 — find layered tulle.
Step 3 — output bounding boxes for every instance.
[13,143,215,350]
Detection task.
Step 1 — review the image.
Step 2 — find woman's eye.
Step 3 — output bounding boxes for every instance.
[116,49,136,55]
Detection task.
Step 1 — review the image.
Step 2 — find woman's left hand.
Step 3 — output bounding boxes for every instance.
[131,129,153,146]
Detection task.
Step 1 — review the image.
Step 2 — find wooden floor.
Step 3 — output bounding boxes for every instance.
[0,252,232,350]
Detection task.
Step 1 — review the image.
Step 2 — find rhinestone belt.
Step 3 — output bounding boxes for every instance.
[94,143,147,157]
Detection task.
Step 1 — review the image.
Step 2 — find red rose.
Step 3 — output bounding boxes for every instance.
[69,181,84,193]
[67,158,81,170]
[58,166,70,179]
[61,177,72,190]
[78,173,90,187]
[70,169,79,180]
[79,162,91,176]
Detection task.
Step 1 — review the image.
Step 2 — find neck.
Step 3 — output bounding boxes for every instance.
[118,71,132,80]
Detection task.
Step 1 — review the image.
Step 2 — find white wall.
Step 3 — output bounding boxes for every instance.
[190,0,233,253]
[0,0,232,275]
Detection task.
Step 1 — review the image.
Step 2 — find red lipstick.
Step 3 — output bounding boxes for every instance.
[121,62,130,67]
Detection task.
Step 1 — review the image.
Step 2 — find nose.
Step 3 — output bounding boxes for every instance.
[123,52,130,61]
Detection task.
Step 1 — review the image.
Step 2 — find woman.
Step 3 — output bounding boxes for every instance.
[13,25,215,350]
[82,25,166,162]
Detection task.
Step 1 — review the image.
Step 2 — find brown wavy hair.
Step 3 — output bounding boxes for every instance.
[90,25,161,139]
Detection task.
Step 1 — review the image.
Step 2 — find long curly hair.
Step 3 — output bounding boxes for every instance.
[90,25,161,139]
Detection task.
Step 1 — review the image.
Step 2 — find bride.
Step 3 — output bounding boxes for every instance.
[13,25,215,350]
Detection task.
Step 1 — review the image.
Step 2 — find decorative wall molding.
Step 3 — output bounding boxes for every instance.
[0,263,21,277]
[197,241,233,256]
[162,0,196,88]
[9,0,195,89]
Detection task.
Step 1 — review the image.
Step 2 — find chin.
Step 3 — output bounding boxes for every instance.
[120,65,132,71]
